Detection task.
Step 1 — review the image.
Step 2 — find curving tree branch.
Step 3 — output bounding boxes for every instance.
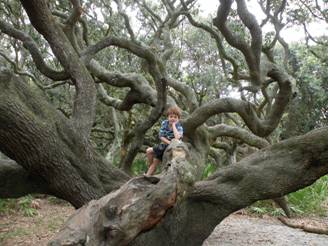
[0,159,49,198]
[82,36,158,64]
[20,0,97,138]
[191,126,328,207]
[114,0,136,41]
[65,0,83,27]
[208,124,270,149]
[0,20,69,81]
[182,12,240,81]
[88,60,157,110]
[213,0,263,87]
[120,77,167,172]
[183,65,292,137]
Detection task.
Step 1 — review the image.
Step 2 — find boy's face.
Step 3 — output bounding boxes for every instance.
[168,114,179,124]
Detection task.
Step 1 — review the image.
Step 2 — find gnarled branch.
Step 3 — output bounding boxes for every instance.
[21,0,97,138]
[0,20,69,81]
[208,124,270,149]
[183,66,292,137]
[0,159,49,198]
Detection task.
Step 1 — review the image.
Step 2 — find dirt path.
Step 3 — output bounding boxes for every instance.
[1,198,327,245]
[204,214,328,246]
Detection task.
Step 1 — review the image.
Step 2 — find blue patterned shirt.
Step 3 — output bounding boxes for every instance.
[159,120,183,141]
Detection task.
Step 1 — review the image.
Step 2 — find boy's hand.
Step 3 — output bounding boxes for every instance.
[172,120,179,126]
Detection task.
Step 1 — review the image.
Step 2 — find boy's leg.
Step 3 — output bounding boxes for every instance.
[146,147,154,166]
[146,158,160,176]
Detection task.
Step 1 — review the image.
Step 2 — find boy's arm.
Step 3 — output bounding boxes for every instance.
[172,122,183,140]
[159,120,170,144]
[160,136,171,145]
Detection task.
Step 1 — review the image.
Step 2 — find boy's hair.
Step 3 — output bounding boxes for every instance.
[166,106,181,118]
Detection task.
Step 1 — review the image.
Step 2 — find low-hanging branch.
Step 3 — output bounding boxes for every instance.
[49,127,328,246]
[191,127,328,205]
[207,124,270,149]
[0,159,49,198]
[0,20,69,81]
[183,66,292,137]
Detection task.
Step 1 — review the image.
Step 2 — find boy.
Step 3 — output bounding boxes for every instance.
[145,106,183,176]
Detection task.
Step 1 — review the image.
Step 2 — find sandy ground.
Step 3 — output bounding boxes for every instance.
[1,198,327,246]
[203,214,328,246]
[0,198,75,246]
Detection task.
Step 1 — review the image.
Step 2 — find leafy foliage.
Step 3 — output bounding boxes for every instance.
[0,195,37,217]
[288,175,328,216]
[131,158,148,175]
[281,44,328,139]
[249,175,328,216]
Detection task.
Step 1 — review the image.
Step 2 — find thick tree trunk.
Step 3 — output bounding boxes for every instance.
[50,140,206,245]
[0,71,129,207]
[50,127,328,246]
[0,159,48,197]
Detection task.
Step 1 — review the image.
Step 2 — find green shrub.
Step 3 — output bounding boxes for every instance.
[287,175,328,216]
[17,195,38,217]
[0,198,16,215]
[0,195,37,217]
[248,175,328,216]
[132,159,148,175]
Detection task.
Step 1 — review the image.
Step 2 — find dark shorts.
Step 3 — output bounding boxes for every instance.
[153,143,168,161]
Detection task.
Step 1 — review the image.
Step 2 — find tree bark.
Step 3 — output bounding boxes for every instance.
[0,159,48,197]
[50,127,328,245]
[0,71,129,208]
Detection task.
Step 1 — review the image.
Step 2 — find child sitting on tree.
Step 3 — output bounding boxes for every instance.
[145,106,183,176]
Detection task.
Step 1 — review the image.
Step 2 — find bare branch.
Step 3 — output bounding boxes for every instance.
[183,66,292,137]
[97,84,123,109]
[114,0,136,41]
[236,0,262,70]
[208,124,270,148]
[191,126,328,208]
[82,36,157,64]
[65,0,83,27]
[212,141,232,152]
[89,60,157,109]
[213,0,262,87]
[120,78,167,172]
[20,0,97,138]
[278,217,328,235]
[138,0,163,24]
[167,77,198,112]
[52,9,89,48]
[0,50,37,83]
[0,159,49,198]
[180,0,240,81]
[259,0,289,67]
[0,20,69,81]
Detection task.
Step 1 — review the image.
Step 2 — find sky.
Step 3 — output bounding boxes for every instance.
[197,0,327,43]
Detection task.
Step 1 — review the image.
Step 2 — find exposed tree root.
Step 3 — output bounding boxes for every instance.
[278,217,328,235]
[273,197,291,218]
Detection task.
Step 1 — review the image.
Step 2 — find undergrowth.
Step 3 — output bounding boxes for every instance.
[0,195,37,217]
[248,175,328,216]
[2,164,325,219]
[201,161,328,217]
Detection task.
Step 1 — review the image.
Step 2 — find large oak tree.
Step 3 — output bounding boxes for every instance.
[0,0,327,245]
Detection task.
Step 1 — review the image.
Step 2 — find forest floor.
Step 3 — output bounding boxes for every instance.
[0,197,327,246]
[203,213,328,246]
